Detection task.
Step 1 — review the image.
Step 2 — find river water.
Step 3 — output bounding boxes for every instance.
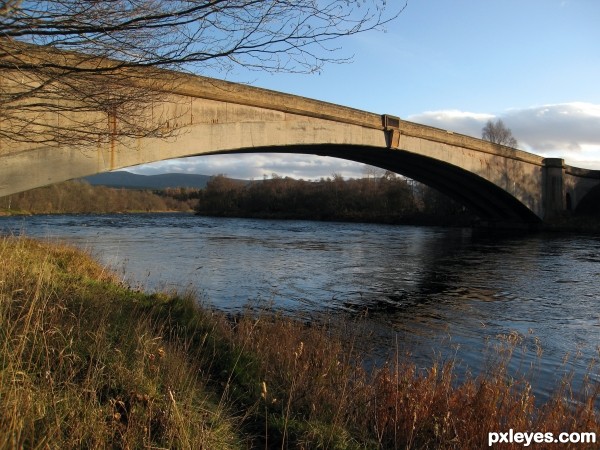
[2,213,599,398]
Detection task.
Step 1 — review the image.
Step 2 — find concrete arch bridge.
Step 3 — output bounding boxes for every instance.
[1,67,599,227]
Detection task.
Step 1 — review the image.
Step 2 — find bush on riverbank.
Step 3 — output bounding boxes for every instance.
[1,237,599,448]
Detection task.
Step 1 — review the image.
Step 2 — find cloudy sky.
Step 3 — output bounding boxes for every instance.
[131,0,600,179]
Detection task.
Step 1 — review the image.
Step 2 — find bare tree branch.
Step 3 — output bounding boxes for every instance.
[0,1,405,148]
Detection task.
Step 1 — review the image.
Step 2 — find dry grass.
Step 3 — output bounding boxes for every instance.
[224,315,600,449]
[0,236,239,449]
[1,236,599,449]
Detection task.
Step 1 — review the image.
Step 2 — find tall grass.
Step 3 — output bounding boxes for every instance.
[1,236,599,449]
[0,236,239,449]
[220,313,600,449]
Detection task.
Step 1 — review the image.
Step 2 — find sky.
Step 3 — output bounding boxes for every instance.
[131,0,600,180]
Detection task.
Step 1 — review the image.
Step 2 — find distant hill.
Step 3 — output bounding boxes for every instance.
[83,171,214,189]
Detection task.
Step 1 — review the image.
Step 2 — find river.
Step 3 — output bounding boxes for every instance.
[2,213,599,399]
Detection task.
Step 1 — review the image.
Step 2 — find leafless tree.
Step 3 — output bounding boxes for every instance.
[363,165,387,181]
[0,1,404,147]
[481,118,518,147]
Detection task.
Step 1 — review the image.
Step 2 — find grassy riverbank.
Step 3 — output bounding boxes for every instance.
[0,180,197,216]
[1,237,599,448]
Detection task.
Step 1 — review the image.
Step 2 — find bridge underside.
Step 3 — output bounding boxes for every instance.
[574,183,600,215]
[201,144,543,225]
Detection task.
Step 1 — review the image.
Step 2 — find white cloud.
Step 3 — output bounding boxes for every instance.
[408,103,600,169]
[505,103,600,154]
[407,110,494,138]
[129,153,369,180]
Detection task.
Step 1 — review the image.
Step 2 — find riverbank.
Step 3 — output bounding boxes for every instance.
[1,237,599,448]
[0,180,197,216]
[3,176,599,231]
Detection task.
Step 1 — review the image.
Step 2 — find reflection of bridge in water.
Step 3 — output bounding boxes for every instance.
[1,58,599,226]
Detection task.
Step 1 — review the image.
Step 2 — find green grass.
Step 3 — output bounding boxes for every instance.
[1,236,599,449]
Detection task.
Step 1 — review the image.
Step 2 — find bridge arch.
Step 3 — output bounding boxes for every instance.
[197,145,542,224]
[1,70,598,224]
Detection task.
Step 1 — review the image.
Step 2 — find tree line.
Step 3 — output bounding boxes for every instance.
[195,173,474,226]
[1,174,475,226]
[0,181,199,215]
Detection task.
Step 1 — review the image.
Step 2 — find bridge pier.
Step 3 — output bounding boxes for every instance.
[543,158,566,220]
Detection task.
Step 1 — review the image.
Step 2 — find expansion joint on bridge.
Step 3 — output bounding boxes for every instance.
[382,114,401,149]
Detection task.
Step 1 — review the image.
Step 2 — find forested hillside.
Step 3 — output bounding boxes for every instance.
[84,171,213,189]
[0,181,199,215]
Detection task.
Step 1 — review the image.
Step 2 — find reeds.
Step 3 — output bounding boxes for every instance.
[219,313,600,449]
[1,236,598,449]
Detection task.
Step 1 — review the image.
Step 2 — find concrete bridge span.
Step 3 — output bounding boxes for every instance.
[1,65,599,226]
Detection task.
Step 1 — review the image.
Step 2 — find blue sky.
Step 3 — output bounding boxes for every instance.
[132,0,600,179]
